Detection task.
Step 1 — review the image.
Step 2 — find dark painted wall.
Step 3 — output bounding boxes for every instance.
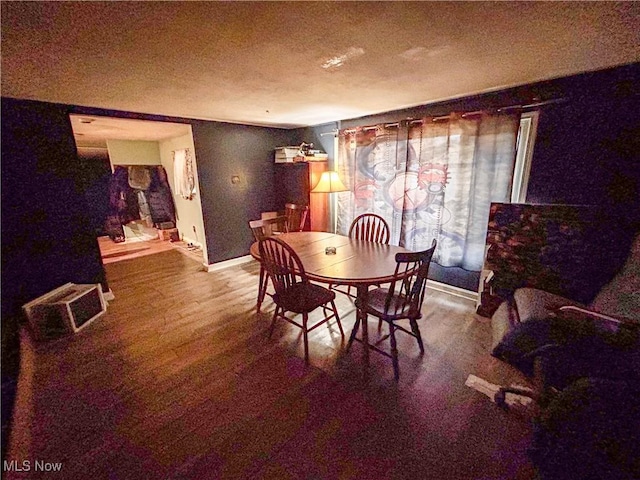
[526,71,640,207]
[1,98,110,320]
[339,63,640,291]
[76,151,112,237]
[190,121,300,263]
[1,98,111,452]
[0,98,302,318]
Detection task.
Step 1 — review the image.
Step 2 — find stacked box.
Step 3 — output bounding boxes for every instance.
[275,147,303,163]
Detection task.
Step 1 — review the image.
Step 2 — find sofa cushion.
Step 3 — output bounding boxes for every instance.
[492,317,558,376]
[492,312,640,381]
[589,233,640,322]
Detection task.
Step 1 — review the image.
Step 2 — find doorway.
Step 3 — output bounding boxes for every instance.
[70,114,209,266]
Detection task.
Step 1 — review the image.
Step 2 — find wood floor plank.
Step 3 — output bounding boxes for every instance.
[6,248,536,479]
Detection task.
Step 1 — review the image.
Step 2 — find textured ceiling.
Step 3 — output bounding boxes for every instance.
[2,1,639,131]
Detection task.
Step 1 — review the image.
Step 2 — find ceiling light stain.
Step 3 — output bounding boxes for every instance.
[399,45,452,61]
[425,45,451,57]
[321,46,365,70]
[399,47,428,61]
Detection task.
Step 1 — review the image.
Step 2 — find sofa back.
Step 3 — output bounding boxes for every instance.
[589,233,640,321]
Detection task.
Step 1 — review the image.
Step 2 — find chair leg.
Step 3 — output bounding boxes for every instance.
[410,318,425,353]
[257,265,268,312]
[302,312,310,364]
[347,315,361,351]
[389,322,400,381]
[330,300,344,337]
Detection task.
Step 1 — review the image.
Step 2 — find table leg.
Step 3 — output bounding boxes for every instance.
[356,285,369,366]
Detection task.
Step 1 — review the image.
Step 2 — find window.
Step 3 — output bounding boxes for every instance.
[510,111,539,203]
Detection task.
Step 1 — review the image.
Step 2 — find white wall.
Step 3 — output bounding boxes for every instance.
[159,131,208,264]
[106,135,208,265]
[107,139,161,167]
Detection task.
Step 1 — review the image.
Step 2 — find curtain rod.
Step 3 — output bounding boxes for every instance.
[321,97,566,136]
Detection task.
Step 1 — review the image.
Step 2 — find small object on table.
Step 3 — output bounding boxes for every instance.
[325,246,336,255]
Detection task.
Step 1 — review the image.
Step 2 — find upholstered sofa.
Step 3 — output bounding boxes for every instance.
[491,233,640,355]
[490,234,640,479]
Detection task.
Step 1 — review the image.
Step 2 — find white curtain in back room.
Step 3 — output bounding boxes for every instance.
[173,148,196,200]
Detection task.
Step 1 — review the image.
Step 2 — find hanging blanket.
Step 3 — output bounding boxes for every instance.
[128,166,152,190]
[104,166,140,240]
[147,166,177,226]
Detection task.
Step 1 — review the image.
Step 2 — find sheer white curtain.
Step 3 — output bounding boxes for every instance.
[336,112,520,270]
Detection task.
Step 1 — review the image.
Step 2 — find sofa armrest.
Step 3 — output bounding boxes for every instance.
[513,288,585,324]
[553,305,639,334]
[491,288,585,353]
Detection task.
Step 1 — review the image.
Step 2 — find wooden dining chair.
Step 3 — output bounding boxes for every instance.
[334,213,392,298]
[349,213,391,244]
[284,203,309,232]
[249,216,288,311]
[347,239,437,380]
[250,216,287,240]
[259,237,344,363]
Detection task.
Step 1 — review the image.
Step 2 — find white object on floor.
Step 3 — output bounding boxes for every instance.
[465,374,501,400]
[466,374,536,409]
[504,392,535,409]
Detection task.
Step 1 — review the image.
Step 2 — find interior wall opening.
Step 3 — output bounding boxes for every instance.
[70,114,209,267]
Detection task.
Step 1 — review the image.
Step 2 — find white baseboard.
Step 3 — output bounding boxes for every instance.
[426,279,478,302]
[205,255,254,272]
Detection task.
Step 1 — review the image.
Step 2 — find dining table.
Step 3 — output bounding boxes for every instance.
[250,231,413,365]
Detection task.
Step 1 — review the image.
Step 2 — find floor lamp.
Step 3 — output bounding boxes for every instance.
[310,170,348,234]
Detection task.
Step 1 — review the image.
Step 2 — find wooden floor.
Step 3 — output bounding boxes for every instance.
[98,235,204,265]
[6,250,536,479]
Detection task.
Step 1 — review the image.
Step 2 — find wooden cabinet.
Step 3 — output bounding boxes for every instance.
[274,161,328,232]
[308,161,329,232]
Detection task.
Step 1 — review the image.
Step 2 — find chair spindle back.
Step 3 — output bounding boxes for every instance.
[259,237,308,294]
[384,240,437,318]
[284,203,309,232]
[349,213,391,244]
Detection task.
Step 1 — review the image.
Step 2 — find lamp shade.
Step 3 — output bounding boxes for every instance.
[310,171,348,193]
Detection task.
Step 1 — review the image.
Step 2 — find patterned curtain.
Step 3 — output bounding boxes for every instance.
[336,112,520,271]
[336,125,403,243]
[173,148,196,200]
